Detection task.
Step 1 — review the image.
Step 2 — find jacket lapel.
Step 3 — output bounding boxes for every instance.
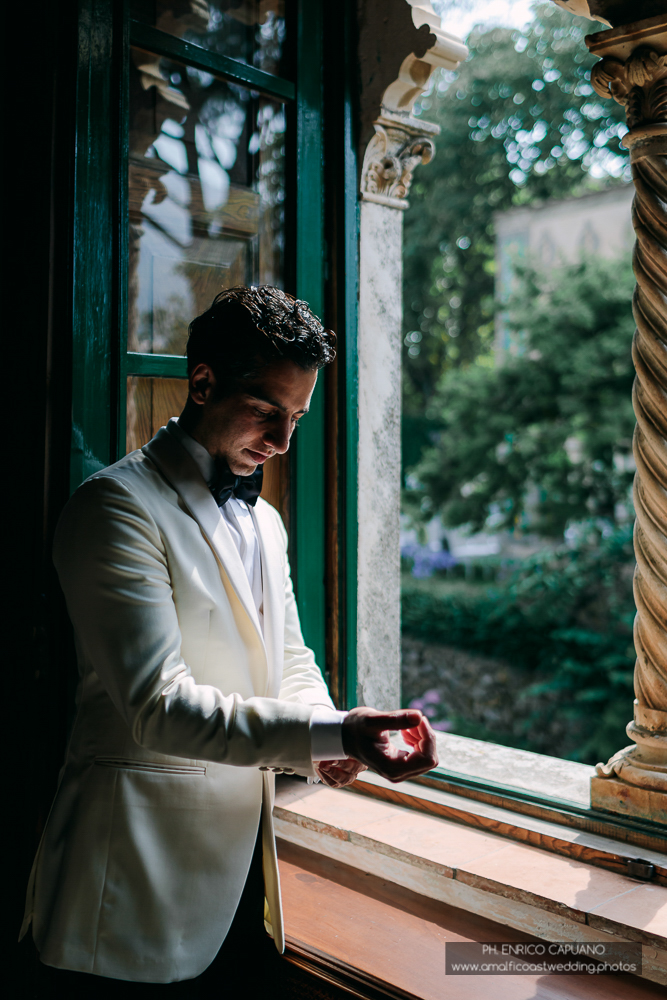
[142,426,266,655]
[251,500,285,699]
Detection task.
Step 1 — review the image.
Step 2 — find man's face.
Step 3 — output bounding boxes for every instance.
[189,360,317,475]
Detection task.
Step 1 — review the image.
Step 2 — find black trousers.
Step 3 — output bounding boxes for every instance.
[35,828,282,998]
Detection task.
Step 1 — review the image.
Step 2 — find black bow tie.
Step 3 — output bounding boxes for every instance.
[209,459,263,508]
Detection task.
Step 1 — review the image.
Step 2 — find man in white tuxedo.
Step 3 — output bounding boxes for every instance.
[22,286,437,995]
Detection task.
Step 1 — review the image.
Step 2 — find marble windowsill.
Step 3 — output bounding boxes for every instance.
[430,731,594,807]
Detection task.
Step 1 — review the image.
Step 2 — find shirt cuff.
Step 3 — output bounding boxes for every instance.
[310,707,348,761]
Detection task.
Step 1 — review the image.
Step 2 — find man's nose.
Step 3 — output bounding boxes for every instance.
[265,418,292,454]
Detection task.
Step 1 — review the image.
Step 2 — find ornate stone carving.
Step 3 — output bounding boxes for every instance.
[381,1,469,115]
[590,46,667,153]
[360,2,467,210]
[361,116,437,210]
[582,17,667,822]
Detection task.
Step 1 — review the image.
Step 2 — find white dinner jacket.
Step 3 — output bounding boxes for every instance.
[21,423,336,984]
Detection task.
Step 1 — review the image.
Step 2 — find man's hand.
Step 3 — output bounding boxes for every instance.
[341,707,438,783]
[315,758,368,788]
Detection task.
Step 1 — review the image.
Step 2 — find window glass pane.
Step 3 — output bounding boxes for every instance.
[261,452,290,532]
[128,47,286,355]
[127,376,189,452]
[130,0,289,78]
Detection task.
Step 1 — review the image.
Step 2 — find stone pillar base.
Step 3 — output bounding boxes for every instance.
[591,775,667,824]
[593,703,667,825]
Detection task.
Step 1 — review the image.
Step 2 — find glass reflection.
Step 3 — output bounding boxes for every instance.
[260,453,290,533]
[130,0,288,78]
[128,46,286,355]
[126,376,190,452]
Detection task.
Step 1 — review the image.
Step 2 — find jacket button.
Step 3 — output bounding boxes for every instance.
[259,766,269,771]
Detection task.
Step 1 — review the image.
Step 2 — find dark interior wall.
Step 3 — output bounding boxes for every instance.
[355,0,435,167]
[7,0,78,962]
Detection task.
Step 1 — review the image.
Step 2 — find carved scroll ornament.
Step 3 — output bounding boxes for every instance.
[360,2,467,211]
[362,120,436,210]
[590,45,667,154]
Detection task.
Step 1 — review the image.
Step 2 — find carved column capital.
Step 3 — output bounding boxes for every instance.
[359,2,467,211]
[361,113,438,211]
[586,15,667,158]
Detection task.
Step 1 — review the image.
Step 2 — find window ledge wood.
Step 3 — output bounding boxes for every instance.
[275,776,667,987]
[279,841,664,1000]
[352,770,667,882]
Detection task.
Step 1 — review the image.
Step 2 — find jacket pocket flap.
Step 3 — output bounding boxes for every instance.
[94,756,206,775]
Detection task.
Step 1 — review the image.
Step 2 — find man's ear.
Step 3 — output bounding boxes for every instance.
[189,363,216,406]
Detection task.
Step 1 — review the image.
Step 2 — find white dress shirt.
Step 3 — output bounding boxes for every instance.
[171,418,347,762]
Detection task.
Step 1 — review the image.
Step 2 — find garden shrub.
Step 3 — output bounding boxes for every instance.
[401,525,635,763]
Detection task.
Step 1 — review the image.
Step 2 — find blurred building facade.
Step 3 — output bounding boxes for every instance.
[494,183,634,356]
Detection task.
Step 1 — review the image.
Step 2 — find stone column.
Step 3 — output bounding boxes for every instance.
[580,13,667,824]
[357,198,404,710]
[357,119,438,710]
[355,2,467,709]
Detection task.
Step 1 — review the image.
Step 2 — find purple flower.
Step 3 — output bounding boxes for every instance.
[401,543,458,578]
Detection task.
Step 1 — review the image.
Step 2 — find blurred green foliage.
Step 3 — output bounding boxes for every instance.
[399,4,638,763]
[402,3,628,461]
[415,254,636,536]
[402,525,635,763]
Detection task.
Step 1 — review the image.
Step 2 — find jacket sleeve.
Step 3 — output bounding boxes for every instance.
[53,475,314,770]
[271,513,336,712]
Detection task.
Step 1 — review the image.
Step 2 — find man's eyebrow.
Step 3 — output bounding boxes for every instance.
[246,392,309,415]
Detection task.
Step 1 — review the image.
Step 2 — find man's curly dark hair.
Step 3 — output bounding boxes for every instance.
[186,285,336,394]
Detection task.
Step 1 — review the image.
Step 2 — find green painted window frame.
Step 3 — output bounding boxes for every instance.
[291,1,326,676]
[70,0,119,491]
[69,0,358,709]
